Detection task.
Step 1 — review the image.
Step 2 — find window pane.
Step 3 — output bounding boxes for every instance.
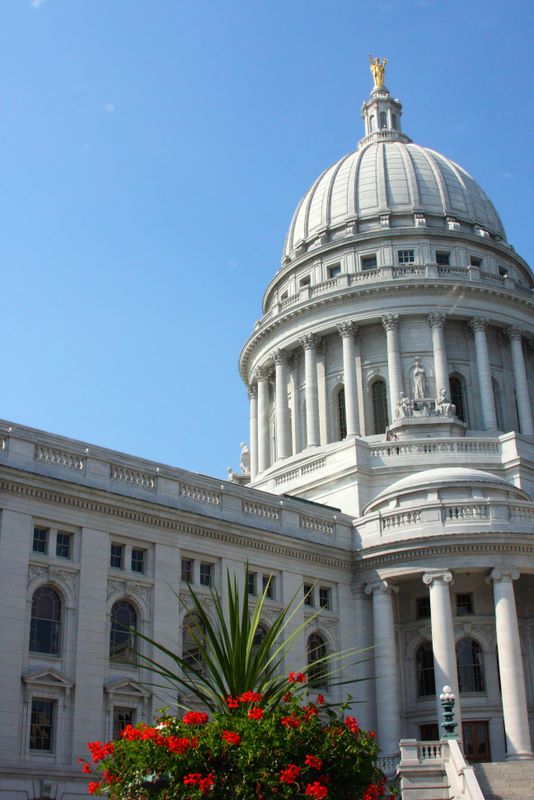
[361,254,377,270]
[416,597,431,619]
[328,264,341,278]
[29,587,61,655]
[337,388,347,440]
[131,549,145,574]
[181,558,193,583]
[33,527,48,554]
[372,380,389,434]
[110,544,124,569]
[416,642,435,697]
[113,707,135,739]
[456,638,485,693]
[307,633,328,689]
[30,699,54,751]
[304,583,314,606]
[436,252,450,266]
[262,574,274,599]
[200,562,212,587]
[182,613,205,674]
[247,572,257,596]
[319,587,331,610]
[56,532,72,559]
[456,593,474,616]
[397,249,415,264]
[110,601,137,663]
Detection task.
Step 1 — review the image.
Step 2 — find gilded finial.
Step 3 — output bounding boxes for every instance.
[369,55,388,89]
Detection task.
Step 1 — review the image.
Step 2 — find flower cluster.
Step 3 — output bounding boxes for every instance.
[81,676,393,799]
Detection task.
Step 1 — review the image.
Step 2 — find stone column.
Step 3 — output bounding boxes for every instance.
[365,580,401,756]
[382,314,403,412]
[506,327,534,435]
[337,321,359,436]
[428,313,449,398]
[299,333,320,447]
[469,318,497,430]
[248,384,258,480]
[272,348,291,460]
[422,571,462,733]
[255,367,271,473]
[487,569,533,759]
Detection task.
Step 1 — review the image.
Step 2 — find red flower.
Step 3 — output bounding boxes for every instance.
[283,691,292,702]
[280,764,301,784]
[305,781,328,799]
[304,706,318,721]
[82,763,92,774]
[281,713,300,729]
[87,741,115,763]
[305,754,323,770]
[344,716,359,735]
[184,774,202,786]
[316,694,325,705]
[166,736,194,754]
[296,672,307,683]
[289,671,306,683]
[226,695,239,709]
[182,711,209,725]
[222,730,241,745]
[288,672,296,683]
[87,782,101,795]
[369,730,376,739]
[240,690,261,703]
[248,707,264,720]
[199,773,216,794]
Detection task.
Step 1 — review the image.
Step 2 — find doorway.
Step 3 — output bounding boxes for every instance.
[462,721,490,762]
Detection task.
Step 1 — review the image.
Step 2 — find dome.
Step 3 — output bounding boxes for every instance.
[283,87,506,261]
[364,467,529,514]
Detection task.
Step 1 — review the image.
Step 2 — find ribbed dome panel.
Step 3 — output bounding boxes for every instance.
[283,141,506,258]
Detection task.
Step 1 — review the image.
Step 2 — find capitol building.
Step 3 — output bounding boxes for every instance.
[1,61,534,798]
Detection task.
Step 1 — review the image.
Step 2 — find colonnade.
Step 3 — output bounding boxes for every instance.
[365,568,533,760]
[247,316,534,479]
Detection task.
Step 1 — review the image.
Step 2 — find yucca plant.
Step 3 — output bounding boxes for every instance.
[133,568,366,713]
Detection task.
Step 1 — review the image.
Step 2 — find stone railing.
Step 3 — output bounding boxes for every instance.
[262,263,534,324]
[370,438,500,459]
[382,509,422,530]
[242,500,280,521]
[35,444,85,472]
[300,515,334,535]
[110,464,156,490]
[180,483,221,506]
[444,504,488,521]
[397,739,484,800]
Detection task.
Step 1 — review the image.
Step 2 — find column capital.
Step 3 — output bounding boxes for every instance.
[337,320,359,339]
[505,326,524,342]
[364,579,399,596]
[422,570,453,587]
[247,384,258,400]
[468,317,490,334]
[299,332,318,351]
[254,366,270,383]
[271,348,290,366]
[427,313,447,329]
[382,313,400,332]
[486,567,520,584]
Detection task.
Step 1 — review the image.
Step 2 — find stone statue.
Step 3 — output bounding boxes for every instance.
[413,358,426,400]
[239,442,250,475]
[394,391,413,419]
[436,388,456,417]
[369,55,388,88]
[227,467,239,483]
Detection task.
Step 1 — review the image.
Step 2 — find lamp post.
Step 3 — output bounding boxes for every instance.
[439,685,458,739]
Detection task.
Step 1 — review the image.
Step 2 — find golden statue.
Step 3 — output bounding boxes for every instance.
[369,55,388,88]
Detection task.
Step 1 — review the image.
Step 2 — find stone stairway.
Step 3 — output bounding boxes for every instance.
[473,762,534,799]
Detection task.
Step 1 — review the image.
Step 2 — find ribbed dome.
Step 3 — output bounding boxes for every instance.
[283,140,506,260]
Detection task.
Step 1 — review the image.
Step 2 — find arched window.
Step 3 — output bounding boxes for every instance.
[416,642,435,697]
[307,632,328,689]
[456,638,485,693]
[110,601,137,664]
[449,375,466,423]
[379,111,387,129]
[30,586,61,655]
[182,613,205,674]
[251,623,268,660]
[369,114,375,132]
[371,379,389,434]
[391,113,398,130]
[337,387,347,440]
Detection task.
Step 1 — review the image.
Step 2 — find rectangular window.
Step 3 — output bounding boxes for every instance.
[247,572,257,596]
[299,275,311,287]
[131,548,145,574]
[262,574,274,599]
[30,699,55,751]
[416,596,431,619]
[280,291,288,301]
[181,558,193,583]
[436,251,450,266]
[304,583,314,606]
[33,526,49,554]
[113,706,135,739]
[110,543,124,570]
[498,265,508,278]
[470,256,482,268]
[361,254,377,271]
[397,249,415,264]
[199,562,213,587]
[55,532,72,559]
[456,593,474,616]
[319,586,331,610]
[328,263,342,278]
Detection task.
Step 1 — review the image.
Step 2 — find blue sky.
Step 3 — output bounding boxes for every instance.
[0,0,533,477]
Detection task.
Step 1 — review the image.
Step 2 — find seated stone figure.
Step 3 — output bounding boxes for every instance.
[436,388,456,417]
[394,391,414,419]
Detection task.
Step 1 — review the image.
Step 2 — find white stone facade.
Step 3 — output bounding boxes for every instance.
[2,74,534,799]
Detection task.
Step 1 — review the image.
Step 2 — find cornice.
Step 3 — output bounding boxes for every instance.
[0,475,351,571]
[240,281,534,380]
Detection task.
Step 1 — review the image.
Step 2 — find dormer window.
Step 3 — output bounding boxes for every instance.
[397,249,415,265]
[361,254,377,271]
